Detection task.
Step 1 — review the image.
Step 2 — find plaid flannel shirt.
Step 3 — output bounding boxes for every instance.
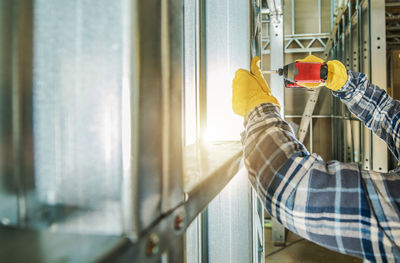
[242,71,400,262]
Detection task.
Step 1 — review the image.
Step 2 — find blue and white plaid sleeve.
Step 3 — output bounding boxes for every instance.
[333,71,400,160]
[242,78,400,262]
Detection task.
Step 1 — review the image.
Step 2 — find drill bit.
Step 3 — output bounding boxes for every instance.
[261,70,279,74]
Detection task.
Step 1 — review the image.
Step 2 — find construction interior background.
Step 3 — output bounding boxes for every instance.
[0,0,398,262]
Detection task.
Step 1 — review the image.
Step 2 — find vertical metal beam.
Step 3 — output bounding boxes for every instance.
[318,0,322,33]
[195,0,201,141]
[161,0,172,213]
[357,0,362,72]
[137,0,184,231]
[268,3,284,114]
[201,210,209,263]
[0,0,18,227]
[370,0,388,172]
[310,119,313,153]
[350,1,362,165]
[267,0,285,245]
[122,0,138,239]
[137,0,163,231]
[342,14,345,64]
[11,0,34,226]
[252,187,265,263]
[160,0,184,214]
[348,1,352,70]
[361,0,371,170]
[199,0,207,141]
[291,0,295,35]
[353,120,361,163]
[330,0,335,29]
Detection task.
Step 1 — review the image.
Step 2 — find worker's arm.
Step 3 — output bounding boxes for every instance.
[243,103,400,262]
[333,71,400,160]
[299,55,400,160]
[234,57,400,262]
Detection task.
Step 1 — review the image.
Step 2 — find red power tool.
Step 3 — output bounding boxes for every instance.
[263,61,328,88]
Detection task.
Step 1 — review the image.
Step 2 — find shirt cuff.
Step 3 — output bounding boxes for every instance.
[331,71,361,100]
[245,103,280,124]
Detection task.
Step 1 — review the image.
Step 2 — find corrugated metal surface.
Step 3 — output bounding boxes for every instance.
[207,166,251,263]
[32,0,128,234]
[204,0,248,141]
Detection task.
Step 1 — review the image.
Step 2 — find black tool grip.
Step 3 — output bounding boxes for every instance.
[320,63,328,81]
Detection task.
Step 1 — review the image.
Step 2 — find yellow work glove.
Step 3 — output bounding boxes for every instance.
[232,56,280,118]
[297,55,348,91]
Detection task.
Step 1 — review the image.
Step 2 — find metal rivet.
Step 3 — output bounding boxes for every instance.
[146,234,160,256]
[174,214,184,230]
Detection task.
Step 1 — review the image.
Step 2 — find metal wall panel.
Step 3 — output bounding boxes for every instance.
[185,217,201,263]
[32,0,131,234]
[204,0,247,141]
[184,0,197,146]
[204,0,252,261]
[185,0,252,261]
[252,187,264,263]
[312,118,332,161]
[284,88,309,115]
[293,0,330,34]
[207,166,252,263]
